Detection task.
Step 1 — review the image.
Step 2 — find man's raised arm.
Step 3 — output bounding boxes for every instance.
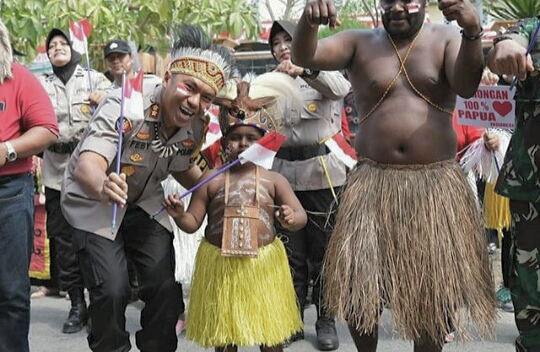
[291,0,354,71]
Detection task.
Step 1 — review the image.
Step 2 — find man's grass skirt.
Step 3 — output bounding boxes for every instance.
[186,237,302,348]
[323,157,496,342]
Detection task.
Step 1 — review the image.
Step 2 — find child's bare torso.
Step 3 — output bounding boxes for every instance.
[204,166,278,247]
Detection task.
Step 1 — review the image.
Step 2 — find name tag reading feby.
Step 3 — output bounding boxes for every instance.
[455,86,516,129]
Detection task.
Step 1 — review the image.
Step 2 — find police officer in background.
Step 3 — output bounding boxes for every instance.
[39,28,110,334]
[60,24,233,352]
[269,20,351,351]
[103,39,163,103]
[103,39,137,89]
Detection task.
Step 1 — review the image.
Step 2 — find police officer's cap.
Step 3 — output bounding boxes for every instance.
[104,39,131,58]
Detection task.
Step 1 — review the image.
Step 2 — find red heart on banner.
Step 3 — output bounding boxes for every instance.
[492,101,512,117]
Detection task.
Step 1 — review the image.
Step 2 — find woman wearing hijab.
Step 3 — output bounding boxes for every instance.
[37,28,110,334]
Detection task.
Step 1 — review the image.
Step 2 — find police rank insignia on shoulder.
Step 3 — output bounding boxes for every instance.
[149,103,159,119]
[121,165,136,177]
[80,104,91,114]
[129,153,143,163]
[116,117,133,134]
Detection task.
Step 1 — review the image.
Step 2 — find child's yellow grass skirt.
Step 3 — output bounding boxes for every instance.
[186,237,302,348]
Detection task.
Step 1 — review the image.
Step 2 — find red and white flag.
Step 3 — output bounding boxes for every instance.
[324,133,358,169]
[202,106,222,151]
[239,131,286,169]
[68,18,92,54]
[123,70,144,120]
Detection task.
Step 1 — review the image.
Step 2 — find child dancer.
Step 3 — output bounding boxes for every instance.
[163,72,306,352]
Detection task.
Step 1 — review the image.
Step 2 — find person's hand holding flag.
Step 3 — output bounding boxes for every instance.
[111,70,145,232]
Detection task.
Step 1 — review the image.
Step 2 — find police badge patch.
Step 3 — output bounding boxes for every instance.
[136,124,151,140]
[181,139,196,148]
[80,104,91,115]
[115,117,133,133]
[121,165,136,177]
[129,153,143,163]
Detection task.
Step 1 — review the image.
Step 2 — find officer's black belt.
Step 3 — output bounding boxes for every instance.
[275,144,329,161]
[48,140,80,154]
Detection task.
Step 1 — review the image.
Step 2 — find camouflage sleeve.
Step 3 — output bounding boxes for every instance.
[505,18,540,57]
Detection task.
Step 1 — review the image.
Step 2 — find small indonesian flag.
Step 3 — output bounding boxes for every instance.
[324,133,358,169]
[124,70,144,120]
[239,131,286,169]
[68,18,92,54]
[202,106,222,151]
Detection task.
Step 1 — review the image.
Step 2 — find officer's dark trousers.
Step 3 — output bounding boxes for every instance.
[276,187,340,320]
[45,188,84,291]
[72,205,182,352]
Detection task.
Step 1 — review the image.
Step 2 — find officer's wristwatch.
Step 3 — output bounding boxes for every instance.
[4,141,17,162]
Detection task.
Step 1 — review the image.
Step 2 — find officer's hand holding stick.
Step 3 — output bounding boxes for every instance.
[111,71,127,233]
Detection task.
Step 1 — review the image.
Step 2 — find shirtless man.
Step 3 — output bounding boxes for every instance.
[163,72,307,352]
[291,0,495,351]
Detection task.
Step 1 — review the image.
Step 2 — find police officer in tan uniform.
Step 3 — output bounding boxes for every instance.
[103,39,134,89]
[269,20,351,351]
[103,38,164,302]
[60,24,233,352]
[38,28,110,334]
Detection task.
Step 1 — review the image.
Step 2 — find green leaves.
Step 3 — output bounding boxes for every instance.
[318,0,373,39]
[4,0,260,70]
[487,0,540,21]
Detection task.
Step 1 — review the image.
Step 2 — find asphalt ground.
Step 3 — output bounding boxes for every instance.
[29,249,517,352]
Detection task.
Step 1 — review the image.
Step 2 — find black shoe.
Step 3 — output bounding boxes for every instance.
[282,330,304,348]
[62,288,87,334]
[315,317,339,351]
[62,304,87,333]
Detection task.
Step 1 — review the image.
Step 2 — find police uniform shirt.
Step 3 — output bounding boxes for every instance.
[272,71,351,191]
[61,81,207,240]
[39,66,111,191]
[107,73,161,92]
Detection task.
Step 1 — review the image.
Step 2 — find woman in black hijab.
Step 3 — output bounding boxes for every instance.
[36,27,110,335]
[46,29,82,84]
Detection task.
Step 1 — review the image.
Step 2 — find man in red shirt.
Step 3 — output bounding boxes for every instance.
[0,19,59,352]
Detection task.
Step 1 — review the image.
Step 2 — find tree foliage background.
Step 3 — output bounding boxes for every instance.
[1,0,260,69]
[484,0,540,21]
[318,0,377,39]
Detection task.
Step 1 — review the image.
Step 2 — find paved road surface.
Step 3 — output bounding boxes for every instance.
[29,289,517,352]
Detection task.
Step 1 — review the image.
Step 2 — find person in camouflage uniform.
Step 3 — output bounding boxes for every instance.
[488,16,540,352]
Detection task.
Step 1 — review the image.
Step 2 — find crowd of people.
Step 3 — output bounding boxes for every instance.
[0,0,539,351]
